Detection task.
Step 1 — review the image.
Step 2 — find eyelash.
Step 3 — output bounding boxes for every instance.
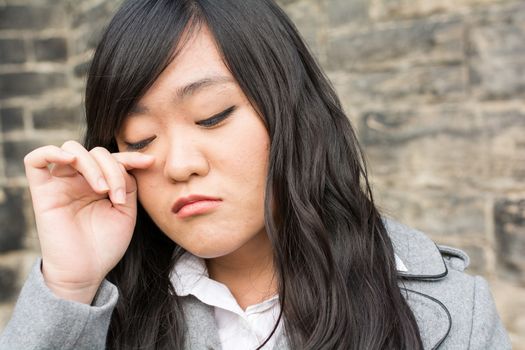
[124,105,237,151]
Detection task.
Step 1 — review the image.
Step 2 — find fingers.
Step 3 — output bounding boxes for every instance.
[60,141,110,194]
[24,145,76,185]
[24,141,156,205]
[112,152,155,170]
[89,147,129,204]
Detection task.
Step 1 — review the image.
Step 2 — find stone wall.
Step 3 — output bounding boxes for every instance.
[0,0,121,329]
[1,0,524,347]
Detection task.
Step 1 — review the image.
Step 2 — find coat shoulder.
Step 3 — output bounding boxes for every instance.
[383,218,511,349]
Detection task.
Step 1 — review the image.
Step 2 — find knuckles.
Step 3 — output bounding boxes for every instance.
[90,146,110,155]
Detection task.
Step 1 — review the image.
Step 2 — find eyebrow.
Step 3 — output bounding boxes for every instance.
[128,75,235,116]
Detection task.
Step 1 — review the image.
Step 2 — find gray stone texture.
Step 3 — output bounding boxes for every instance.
[0,72,67,98]
[0,5,65,30]
[32,106,82,130]
[0,39,26,64]
[0,187,27,253]
[495,198,525,281]
[0,108,24,133]
[0,0,523,347]
[34,38,68,62]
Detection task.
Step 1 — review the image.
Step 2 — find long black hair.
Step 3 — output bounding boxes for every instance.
[84,0,423,349]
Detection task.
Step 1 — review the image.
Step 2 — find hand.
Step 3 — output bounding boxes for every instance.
[23,140,155,304]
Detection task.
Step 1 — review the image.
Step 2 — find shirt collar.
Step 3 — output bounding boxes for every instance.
[170,252,408,300]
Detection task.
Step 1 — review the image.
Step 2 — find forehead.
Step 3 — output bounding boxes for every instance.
[144,26,231,98]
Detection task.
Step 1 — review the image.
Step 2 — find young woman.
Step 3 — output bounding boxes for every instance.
[0,1,511,349]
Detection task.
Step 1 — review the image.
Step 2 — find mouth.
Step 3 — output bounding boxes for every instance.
[172,194,222,219]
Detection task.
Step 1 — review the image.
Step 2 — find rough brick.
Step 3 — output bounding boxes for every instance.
[0,5,62,30]
[34,37,68,62]
[469,21,525,99]
[460,245,486,276]
[0,266,17,302]
[283,1,325,59]
[361,106,488,189]
[326,0,369,26]
[0,107,24,132]
[0,72,66,98]
[342,65,466,103]
[376,189,486,237]
[72,25,104,55]
[360,107,478,147]
[369,0,505,20]
[71,1,118,28]
[495,198,525,283]
[483,110,525,185]
[0,39,26,64]
[3,139,45,177]
[0,187,27,253]
[33,106,82,130]
[73,60,90,78]
[326,18,465,71]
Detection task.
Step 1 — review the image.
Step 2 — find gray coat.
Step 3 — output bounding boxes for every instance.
[0,220,511,349]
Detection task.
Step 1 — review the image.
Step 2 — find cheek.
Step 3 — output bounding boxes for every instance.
[225,121,270,184]
[132,169,165,215]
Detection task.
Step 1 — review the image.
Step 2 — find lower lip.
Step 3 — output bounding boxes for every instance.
[175,200,222,219]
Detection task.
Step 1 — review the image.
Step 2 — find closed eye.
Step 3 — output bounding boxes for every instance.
[197,105,236,127]
[122,106,236,151]
[124,136,156,151]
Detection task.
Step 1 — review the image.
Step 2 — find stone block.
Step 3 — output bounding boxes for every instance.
[0,5,63,30]
[72,25,104,55]
[326,0,369,26]
[0,72,66,99]
[0,39,26,64]
[494,198,525,283]
[469,21,525,99]
[71,1,119,28]
[460,245,486,276]
[370,0,506,20]
[3,139,45,177]
[361,106,486,187]
[483,110,525,186]
[276,0,300,6]
[0,266,16,302]
[360,106,478,146]
[280,1,324,59]
[326,18,465,71]
[0,107,24,132]
[343,65,466,103]
[0,187,28,253]
[33,106,82,130]
[73,60,90,78]
[34,37,68,62]
[376,189,486,237]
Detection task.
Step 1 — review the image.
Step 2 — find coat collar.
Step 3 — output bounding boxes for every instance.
[384,218,452,349]
[384,218,448,280]
[179,219,452,350]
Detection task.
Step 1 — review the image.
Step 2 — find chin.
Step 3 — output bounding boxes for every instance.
[181,237,248,260]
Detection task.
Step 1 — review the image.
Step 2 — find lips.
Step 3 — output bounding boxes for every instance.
[172,194,222,214]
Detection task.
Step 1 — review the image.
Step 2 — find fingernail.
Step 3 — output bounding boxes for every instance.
[97,177,109,191]
[61,151,75,159]
[114,188,126,204]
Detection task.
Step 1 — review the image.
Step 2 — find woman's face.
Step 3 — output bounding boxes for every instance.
[116,27,270,259]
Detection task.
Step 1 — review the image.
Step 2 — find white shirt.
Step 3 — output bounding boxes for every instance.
[169,252,408,350]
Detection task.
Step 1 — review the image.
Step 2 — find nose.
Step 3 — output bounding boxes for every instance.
[162,132,209,183]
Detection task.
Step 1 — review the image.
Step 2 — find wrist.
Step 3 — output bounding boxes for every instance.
[41,263,102,305]
[44,279,101,305]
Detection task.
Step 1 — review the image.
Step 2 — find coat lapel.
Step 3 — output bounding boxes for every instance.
[181,295,222,350]
[401,288,452,350]
[385,218,453,349]
[179,219,453,350]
